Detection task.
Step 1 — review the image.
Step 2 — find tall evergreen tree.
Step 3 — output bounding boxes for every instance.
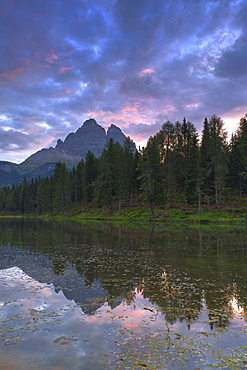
[19,177,28,213]
[238,114,247,164]
[200,118,214,203]
[123,137,139,202]
[174,118,199,203]
[84,151,99,204]
[210,115,228,205]
[200,115,228,205]
[228,114,247,197]
[138,136,164,217]
[238,114,247,196]
[98,139,121,208]
[159,121,177,203]
[72,160,84,204]
[36,177,52,214]
[52,162,71,213]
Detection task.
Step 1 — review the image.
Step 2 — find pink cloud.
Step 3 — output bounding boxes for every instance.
[139,68,155,75]
[59,66,75,74]
[47,88,75,99]
[0,57,31,84]
[122,106,138,113]
[45,49,58,64]
[61,88,74,96]
[25,116,42,120]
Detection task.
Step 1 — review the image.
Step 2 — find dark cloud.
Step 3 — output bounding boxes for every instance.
[0,0,247,162]
[214,38,247,78]
[0,127,54,157]
[128,121,162,137]
[0,129,30,151]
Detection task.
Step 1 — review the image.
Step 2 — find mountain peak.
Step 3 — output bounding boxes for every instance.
[82,118,97,127]
[0,118,135,187]
[22,118,132,169]
[107,123,126,143]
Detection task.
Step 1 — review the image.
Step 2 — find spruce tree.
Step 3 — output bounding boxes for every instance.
[200,115,228,205]
[84,151,99,204]
[138,136,164,217]
[52,162,71,213]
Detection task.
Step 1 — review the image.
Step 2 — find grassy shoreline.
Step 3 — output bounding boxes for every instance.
[70,205,247,224]
[1,204,247,224]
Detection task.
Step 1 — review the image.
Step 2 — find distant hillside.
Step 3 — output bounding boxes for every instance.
[0,118,133,187]
[0,162,22,186]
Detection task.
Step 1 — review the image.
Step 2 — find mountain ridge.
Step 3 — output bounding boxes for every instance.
[0,118,133,187]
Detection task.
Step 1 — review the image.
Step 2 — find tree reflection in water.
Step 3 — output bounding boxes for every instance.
[0,219,247,369]
[0,219,246,329]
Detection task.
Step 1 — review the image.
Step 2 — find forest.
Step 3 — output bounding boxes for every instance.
[0,114,246,217]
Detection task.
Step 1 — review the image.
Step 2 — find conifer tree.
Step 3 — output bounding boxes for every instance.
[52,162,71,213]
[174,118,199,203]
[228,114,247,197]
[238,115,247,196]
[19,177,28,213]
[36,177,52,214]
[84,151,99,204]
[98,139,121,208]
[73,160,84,203]
[200,115,228,205]
[200,118,214,203]
[238,114,247,164]
[123,137,139,202]
[138,136,164,217]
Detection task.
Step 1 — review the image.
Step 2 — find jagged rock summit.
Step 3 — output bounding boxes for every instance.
[0,118,133,187]
[55,118,127,158]
[21,118,128,170]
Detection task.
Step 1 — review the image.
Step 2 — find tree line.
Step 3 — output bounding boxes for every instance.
[0,114,247,216]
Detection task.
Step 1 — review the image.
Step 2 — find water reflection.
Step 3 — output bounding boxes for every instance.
[0,219,247,369]
[0,267,116,369]
[0,219,247,326]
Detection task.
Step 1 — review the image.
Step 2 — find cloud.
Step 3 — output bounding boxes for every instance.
[0,0,247,162]
[128,121,162,138]
[214,37,247,78]
[0,127,54,152]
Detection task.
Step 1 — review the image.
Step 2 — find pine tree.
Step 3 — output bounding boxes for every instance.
[174,118,199,203]
[184,134,200,204]
[123,137,139,203]
[228,114,247,197]
[98,139,118,208]
[19,177,28,213]
[200,115,228,205]
[238,114,247,165]
[72,160,84,204]
[84,151,99,204]
[52,162,71,213]
[138,136,164,217]
[209,115,228,205]
[36,177,52,214]
[160,121,178,203]
[200,118,214,203]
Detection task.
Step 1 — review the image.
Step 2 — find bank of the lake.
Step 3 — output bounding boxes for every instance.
[1,200,247,224]
[0,206,247,224]
[58,203,247,224]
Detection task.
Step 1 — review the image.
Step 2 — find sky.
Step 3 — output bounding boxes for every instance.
[1,0,247,163]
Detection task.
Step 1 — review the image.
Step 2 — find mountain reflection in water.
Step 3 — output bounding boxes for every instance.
[0,219,247,369]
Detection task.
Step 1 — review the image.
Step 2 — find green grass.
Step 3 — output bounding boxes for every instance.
[64,204,247,224]
[1,201,247,224]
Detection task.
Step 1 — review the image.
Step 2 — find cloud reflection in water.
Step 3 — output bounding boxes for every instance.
[0,266,246,370]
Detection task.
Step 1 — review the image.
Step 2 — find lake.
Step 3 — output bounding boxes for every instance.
[0,218,246,369]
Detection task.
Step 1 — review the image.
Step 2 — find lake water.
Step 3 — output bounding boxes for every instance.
[0,218,246,369]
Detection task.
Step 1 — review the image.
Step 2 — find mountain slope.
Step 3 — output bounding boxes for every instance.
[0,119,132,187]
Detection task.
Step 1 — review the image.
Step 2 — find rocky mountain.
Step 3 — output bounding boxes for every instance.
[0,119,133,187]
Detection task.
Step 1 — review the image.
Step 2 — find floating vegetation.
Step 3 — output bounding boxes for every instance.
[0,220,247,369]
